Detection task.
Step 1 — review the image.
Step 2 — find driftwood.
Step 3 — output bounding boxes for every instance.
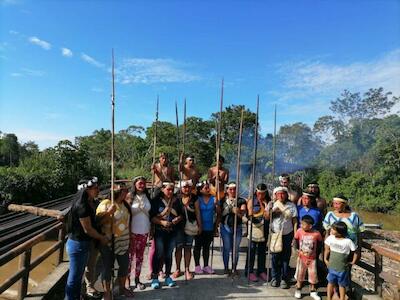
[7,204,63,219]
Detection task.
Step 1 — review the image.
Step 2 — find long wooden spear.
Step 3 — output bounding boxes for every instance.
[246,96,259,284]
[151,96,159,197]
[232,109,244,275]
[110,49,116,299]
[182,98,187,159]
[211,78,224,272]
[272,104,277,185]
[175,101,182,186]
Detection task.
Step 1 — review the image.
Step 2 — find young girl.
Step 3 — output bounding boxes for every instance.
[324,221,359,300]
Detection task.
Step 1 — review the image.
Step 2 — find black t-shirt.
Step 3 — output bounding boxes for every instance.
[219,196,247,228]
[150,195,184,232]
[178,194,198,223]
[69,193,97,241]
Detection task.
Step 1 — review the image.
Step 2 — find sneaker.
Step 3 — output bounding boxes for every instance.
[271,279,280,287]
[86,290,102,299]
[165,276,176,287]
[280,280,289,289]
[294,289,302,299]
[310,291,321,300]
[194,265,204,274]
[249,273,258,282]
[259,272,268,281]
[202,266,215,274]
[151,279,160,289]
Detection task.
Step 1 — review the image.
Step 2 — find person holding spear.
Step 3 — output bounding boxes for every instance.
[96,183,133,299]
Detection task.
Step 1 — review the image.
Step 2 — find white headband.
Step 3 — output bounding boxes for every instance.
[77,177,98,191]
[273,186,288,194]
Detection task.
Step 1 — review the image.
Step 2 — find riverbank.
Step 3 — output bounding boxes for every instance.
[357,211,400,231]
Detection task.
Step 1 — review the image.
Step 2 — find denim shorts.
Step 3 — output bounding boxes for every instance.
[176,229,194,248]
[327,268,350,287]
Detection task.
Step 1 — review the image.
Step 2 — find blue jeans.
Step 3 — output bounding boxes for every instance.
[220,224,242,270]
[152,230,176,278]
[271,231,293,282]
[65,239,90,300]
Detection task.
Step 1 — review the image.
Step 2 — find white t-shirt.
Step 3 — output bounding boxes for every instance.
[325,234,356,255]
[267,200,298,235]
[131,193,151,234]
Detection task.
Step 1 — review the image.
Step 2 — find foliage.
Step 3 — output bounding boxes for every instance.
[1,88,399,213]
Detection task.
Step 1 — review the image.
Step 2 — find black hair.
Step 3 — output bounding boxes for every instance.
[332,221,348,237]
[301,215,315,225]
[130,176,150,199]
[255,183,271,202]
[280,173,290,179]
[218,155,225,164]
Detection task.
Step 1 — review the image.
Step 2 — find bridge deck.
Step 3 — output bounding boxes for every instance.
[92,237,328,300]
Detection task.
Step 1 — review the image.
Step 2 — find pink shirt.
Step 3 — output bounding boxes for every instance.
[294,228,322,260]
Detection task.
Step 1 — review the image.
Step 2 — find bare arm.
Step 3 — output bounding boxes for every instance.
[79,217,107,244]
[324,245,330,266]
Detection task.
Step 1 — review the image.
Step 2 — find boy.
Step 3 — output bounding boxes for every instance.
[294,215,323,300]
[324,221,359,300]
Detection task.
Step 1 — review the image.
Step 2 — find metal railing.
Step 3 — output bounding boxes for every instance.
[0,222,66,300]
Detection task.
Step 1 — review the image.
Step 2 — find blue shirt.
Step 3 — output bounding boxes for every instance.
[297,206,323,231]
[199,196,215,231]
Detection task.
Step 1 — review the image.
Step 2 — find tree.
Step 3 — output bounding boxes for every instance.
[0,133,20,166]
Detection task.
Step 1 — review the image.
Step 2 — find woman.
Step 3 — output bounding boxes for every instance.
[245,183,271,282]
[265,186,298,289]
[323,194,365,249]
[150,182,184,289]
[125,176,151,290]
[96,183,133,300]
[219,181,247,276]
[193,181,218,274]
[65,177,108,300]
[173,180,202,280]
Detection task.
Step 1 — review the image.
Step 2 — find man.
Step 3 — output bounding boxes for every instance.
[179,154,200,186]
[307,182,327,216]
[152,152,175,187]
[207,155,229,200]
[277,173,300,203]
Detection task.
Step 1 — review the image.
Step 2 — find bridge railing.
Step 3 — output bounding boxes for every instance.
[0,222,66,300]
[357,240,400,299]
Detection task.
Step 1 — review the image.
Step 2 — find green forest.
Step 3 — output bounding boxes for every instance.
[1,88,399,213]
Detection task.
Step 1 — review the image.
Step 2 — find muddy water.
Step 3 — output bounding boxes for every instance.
[357,210,400,231]
[0,240,63,300]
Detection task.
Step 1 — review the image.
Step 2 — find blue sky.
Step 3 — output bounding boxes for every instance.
[1,0,399,149]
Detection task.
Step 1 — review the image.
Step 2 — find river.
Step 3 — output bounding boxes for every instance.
[357,210,400,231]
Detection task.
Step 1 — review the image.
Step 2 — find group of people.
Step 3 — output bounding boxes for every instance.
[65,153,365,300]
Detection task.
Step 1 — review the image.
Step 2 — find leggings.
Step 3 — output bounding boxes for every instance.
[193,230,214,266]
[152,230,176,278]
[129,233,148,278]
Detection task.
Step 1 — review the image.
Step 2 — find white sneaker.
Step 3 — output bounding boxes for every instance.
[310,291,321,300]
[294,289,301,299]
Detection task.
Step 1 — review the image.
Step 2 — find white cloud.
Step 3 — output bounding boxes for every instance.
[61,47,73,57]
[10,129,73,150]
[1,0,20,5]
[117,57,200,84]
[81,53,104,68]
[11,72,22,77]
[21,68,45,76]
[278,49,400,97]
[28,36,51,50]
[9,30,19,35]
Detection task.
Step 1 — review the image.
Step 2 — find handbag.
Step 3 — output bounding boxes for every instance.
[248,221,265,242]
[184,207,199,236]
[269,229,283,253]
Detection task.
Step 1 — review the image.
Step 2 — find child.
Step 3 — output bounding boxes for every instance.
[324,221,359,300]
[294,215,323,300]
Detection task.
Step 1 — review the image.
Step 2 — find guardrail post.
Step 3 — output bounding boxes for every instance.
[18,249,32,300]
[58,225,65,264]
[374,251,383,297]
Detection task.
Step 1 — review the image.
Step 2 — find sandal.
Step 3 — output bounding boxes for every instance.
[119,287,134,297]
[135,281,146,290]
[172,270,183,278]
